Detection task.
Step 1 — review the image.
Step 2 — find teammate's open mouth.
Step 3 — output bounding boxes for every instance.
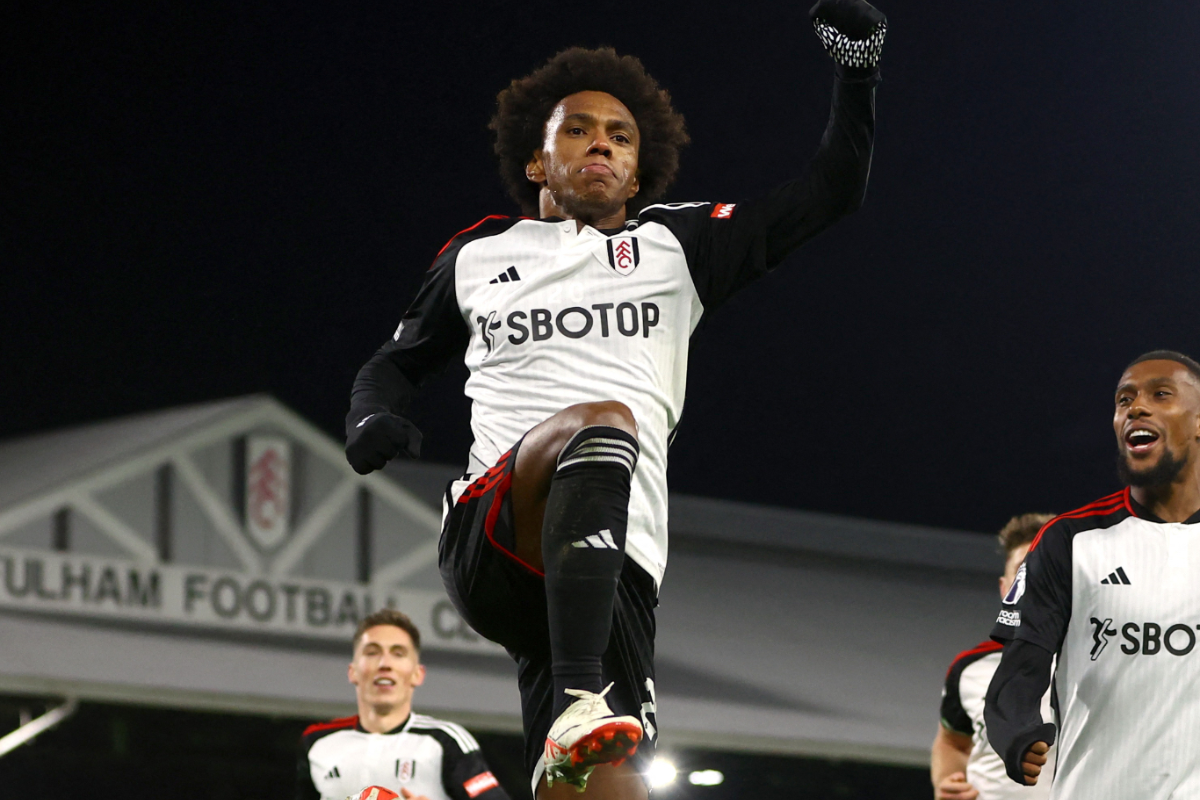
[374,678,396,686]
[1125,428,1160,453]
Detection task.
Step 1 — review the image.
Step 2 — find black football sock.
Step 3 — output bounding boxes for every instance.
[542,425,639,719]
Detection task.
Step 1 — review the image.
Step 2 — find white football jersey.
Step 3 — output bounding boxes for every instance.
[395,201,823,587]
[993,488,1200,799]
[299,713,504,800]
[942,641,1055,799]
[439,212,709,586]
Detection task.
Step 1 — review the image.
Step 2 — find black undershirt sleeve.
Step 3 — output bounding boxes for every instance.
[939,661,974,737]
[984,639,1057,784]
[991,520,1072,652]
[431,729,510,800]
[295,739,320,800]
[348,234,474,426]
[641,63,878,314]
[750,64,879,271]
[983,520,1070,785]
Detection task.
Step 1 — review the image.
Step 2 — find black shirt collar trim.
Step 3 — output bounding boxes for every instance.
[1127,490,1200,524]
[355,713,411,735]
[538,216,627,237]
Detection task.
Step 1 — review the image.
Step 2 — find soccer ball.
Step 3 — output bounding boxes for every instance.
[348,788,399,800]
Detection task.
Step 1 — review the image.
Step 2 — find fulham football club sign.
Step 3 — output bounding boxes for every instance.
[606,237,640,276]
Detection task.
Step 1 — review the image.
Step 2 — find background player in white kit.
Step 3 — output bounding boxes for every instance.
[344,2,886,796]
[932,513,1055,800]
[298,610,508,800]
[986,351,1200,799]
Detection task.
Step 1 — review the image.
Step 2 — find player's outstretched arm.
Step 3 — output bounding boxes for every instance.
[983,639,1057,785]
[751,0,887,268]
[646,0,886,312]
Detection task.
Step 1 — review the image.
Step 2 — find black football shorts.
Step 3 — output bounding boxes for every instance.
[439,436,659,790]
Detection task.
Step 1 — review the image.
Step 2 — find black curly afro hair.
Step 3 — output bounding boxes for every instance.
[489,47,690,217]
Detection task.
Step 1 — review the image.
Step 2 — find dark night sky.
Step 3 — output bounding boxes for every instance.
[6,2,1200,534]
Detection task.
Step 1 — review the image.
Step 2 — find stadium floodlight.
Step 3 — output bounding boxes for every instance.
[687,769,725,786]
[647,757,678,788]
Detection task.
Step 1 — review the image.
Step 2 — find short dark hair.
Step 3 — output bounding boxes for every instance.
[352,609,421,655]
[1125,350,1200,383]
[489,47,690,217]
[997,513,1054,555]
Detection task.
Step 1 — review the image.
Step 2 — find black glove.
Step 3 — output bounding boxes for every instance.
[810,0,887,69]
[345,411,422,475]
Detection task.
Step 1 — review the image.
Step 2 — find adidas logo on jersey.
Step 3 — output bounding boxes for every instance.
[572,529,619,549]
[489,266,521,284]
[1100,567,1131,585]
[325,766,341,779]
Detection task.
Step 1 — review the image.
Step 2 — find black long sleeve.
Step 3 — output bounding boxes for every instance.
[755,63,878,268]
[346,218,517,432]
[984,638,1057,784]
[295,741,320,800]
[348,347,421,426]
[640,64,878,313]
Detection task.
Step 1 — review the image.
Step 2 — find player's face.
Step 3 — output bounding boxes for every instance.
[1113,360,1200,487]
[348,625,425,711]
[526,91,640,222]
[999,543,1030,599]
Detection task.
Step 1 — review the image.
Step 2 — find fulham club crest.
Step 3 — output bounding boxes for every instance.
[245,436,291,550]
[606,237,640,276]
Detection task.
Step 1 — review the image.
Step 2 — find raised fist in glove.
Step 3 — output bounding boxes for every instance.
[345,411,422,474]
[810,0,887,69]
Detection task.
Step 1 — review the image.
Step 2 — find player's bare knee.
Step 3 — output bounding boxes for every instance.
[568,400,638,441]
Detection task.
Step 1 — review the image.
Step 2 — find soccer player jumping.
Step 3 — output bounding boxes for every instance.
[345,2,886,796]
[986,351,1200,798]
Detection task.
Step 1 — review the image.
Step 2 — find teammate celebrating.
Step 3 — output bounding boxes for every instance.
[986,351,1200,798]
[345,2,886,796]
[932,513,1055,800]
[298,610,508,800]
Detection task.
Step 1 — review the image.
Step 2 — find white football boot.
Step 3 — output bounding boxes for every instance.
[543,683,643,792]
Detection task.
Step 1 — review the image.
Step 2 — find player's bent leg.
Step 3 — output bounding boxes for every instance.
[509,401,643,791]
[536,761,649,800]
[510,400,639,570]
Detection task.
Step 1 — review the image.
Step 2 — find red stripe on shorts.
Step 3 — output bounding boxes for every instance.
[482,467,544,577]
